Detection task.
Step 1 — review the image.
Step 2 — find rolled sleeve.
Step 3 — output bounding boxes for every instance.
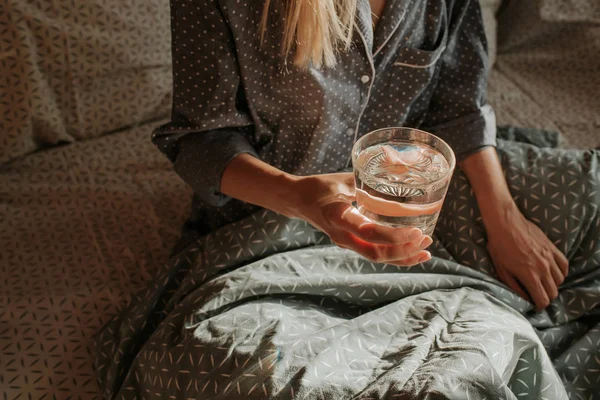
[171,129,257,207]
[422,0,497,160]
[427,104,497,161]
[152,0,257,207]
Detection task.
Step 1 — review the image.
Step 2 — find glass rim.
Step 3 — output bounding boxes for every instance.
[351,126,457,189]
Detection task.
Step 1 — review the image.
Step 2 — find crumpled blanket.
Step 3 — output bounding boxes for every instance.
[95,128,600,399]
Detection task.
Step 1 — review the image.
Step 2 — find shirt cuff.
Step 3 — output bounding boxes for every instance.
[171,130,258,207]
[425,104,497,161]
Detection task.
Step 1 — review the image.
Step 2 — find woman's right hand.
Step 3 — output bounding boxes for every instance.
[221,154,432,266]
[292,173,433,267]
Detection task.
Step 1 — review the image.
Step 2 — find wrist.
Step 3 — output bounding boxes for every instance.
[478,194,518,228]
[459,147,518,227]
[271,171,304,219]
[221,153,304,218]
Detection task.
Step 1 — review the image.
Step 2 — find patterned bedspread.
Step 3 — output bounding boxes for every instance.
[0,120,192,398]
[95,131,600,399]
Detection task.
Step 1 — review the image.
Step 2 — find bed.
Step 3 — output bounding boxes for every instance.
[0,120,191,398]
[1,0,599,398]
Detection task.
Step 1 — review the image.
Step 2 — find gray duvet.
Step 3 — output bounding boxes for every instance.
[95,131,600,399]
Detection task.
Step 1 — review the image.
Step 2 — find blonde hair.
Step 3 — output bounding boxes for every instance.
[260,0,358,69]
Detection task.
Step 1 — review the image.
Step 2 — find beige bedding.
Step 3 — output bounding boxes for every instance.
[0,120,191,398]
[486,0,600,149]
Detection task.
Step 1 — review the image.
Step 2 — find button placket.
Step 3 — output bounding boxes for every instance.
[345,29,377,167]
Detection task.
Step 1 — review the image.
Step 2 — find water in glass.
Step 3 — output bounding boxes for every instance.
[354,140,451,236]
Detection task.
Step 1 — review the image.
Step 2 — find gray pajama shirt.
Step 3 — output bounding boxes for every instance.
[152,0,496,233]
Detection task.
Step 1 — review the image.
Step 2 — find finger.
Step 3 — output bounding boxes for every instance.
[552,247,569,278]
[541,273,559,303]
[526,277,551,311]
[418,235,434,250]
[338,206,423,245]
[334,232,430,263]
[550,261,565,288]
[379,235,433,260]
[496,267,529,301]
[353,236,431,263]
[380,236,433,262]
[389,250,431,267]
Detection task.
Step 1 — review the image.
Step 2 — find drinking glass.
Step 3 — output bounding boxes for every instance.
[351,127,456,236]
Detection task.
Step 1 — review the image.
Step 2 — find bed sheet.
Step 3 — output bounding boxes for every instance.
[486,0,600,149]
[0,120,192,398]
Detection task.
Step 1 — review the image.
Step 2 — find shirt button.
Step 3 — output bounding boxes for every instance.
[360,75,370,84]
[346,128,354,136]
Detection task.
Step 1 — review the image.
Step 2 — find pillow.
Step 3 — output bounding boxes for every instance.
[0,0,172,164]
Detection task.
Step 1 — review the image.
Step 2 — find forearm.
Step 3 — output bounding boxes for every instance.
[458,147,516,224]
[220,153,302,218]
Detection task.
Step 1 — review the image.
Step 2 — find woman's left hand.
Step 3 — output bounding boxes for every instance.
[485,203,569,311]
[458,147,569,312]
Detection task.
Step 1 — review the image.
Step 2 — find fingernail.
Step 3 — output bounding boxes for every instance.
[417,252,431,263]
[419,236,433,249]
[408,229,423,241]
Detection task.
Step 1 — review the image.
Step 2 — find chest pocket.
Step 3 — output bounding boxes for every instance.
[393,42,446,70]
[393,15,448,69]
[383,17,448,117]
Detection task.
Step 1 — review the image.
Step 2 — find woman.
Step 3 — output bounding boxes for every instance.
[96,0,600,398]
[154,0,566,311]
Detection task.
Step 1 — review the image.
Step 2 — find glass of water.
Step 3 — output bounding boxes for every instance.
[351,127,456,236]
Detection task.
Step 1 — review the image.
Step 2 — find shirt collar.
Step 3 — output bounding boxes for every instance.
[355,0,410,57]
[373,0,409,56]
[355,0,374,52]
